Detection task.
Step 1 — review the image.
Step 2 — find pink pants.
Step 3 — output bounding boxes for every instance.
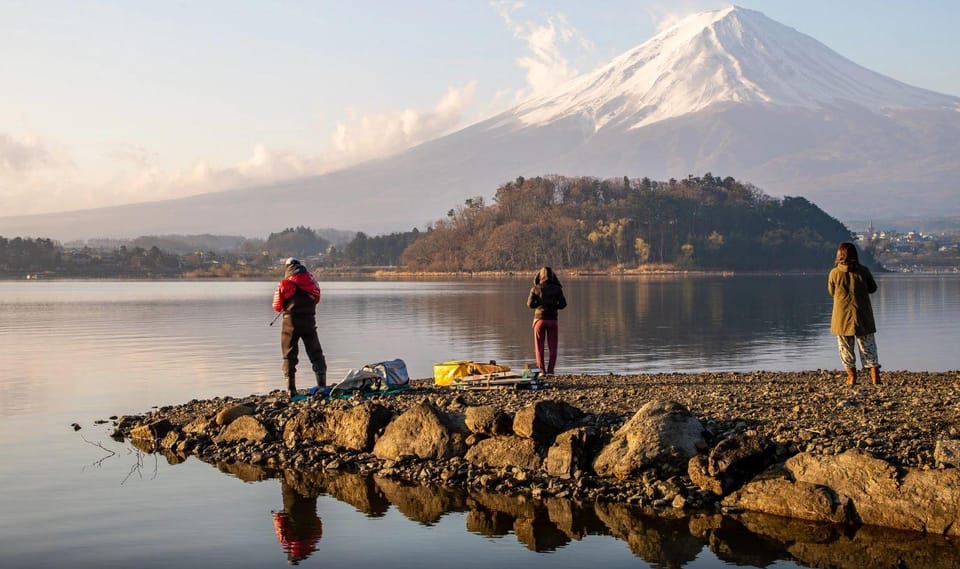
[533,319,559,374]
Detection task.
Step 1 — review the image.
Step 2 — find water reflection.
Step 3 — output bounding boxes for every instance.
[271,480,323,565]
[402,275,835,374]
[210,464,960,568]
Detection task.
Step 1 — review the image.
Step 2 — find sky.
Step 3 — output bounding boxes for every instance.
[1,0,958,218]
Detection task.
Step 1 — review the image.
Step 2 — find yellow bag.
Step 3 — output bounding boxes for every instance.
[433,360,511,386]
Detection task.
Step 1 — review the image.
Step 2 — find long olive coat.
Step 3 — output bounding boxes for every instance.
[828,263,877,336]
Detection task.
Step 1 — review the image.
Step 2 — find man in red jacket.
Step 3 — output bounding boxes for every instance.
[272,258,327,397]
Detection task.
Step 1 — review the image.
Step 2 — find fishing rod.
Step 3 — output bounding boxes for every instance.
[269,311,283,326]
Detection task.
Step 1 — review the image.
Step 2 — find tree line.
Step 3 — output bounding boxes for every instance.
[1,173,876,277]
[400,174,874,271]
[0,225,419,277]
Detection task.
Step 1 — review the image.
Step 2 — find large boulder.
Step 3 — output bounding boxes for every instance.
[689,433,780,496]
[725,449,960,535]
[130,419,174,444]
[722,468,849,523]
[513,400,584,445]
[593,400,705,480]
[543,427,603,478]
[327,403,394,452]
[282,408,327,444]
[791,449,960,535]
[465,436,542,470]
[935,439,960,467]
[183,416,215,435]
[373,401,468,460]
[215,404,254,427]
[465,405,513,435]
[216,415,272,443]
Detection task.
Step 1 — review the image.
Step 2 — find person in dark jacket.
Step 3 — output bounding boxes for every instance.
[272,258,327,397]
[526,266,567,376]
[828,242,881,385]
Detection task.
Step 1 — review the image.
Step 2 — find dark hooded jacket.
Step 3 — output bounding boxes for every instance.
[527,267,567,320]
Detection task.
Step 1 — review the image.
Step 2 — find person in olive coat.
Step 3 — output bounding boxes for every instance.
[526,266,567,376]
[828,242,880,385]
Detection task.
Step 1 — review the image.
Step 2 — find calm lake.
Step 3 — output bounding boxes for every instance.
[1,274,958,568]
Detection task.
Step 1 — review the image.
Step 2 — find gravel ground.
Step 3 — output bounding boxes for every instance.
[124,370,960,471]
[407,370,960,470]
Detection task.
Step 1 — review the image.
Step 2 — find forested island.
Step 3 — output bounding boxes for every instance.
[0,173,901,278]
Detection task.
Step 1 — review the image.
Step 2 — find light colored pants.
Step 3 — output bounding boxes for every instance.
[837,333,879,369]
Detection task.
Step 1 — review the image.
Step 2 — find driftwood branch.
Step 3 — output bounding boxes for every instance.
[80,434,118,469]
[120,450,158,485]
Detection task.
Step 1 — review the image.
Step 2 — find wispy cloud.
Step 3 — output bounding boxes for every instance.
[492,1,592,102]
[0,83,478,217]
[0,134,81,216]
[0,134,71,174]
[326,82,476,165]
[642,1,713,33]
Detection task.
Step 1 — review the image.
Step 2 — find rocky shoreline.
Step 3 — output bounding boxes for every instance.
[112,370,960,535]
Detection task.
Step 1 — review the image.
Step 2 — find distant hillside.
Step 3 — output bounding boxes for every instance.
[400,174,876,272]
[61,227,357,255]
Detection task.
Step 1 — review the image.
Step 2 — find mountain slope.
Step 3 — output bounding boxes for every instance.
[513,6,957,130]
[2,6,958,240]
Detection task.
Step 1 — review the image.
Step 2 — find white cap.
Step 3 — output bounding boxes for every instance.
[284,257,301,266]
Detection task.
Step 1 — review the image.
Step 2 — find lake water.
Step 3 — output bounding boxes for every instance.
[1,274,958,568]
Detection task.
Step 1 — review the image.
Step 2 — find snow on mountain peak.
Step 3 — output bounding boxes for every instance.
[512,5,960,131]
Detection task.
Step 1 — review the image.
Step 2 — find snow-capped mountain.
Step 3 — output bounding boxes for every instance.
[513,6,958,130]
[2,6,958,240]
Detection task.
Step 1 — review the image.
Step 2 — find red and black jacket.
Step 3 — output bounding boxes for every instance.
[272,269,321,314]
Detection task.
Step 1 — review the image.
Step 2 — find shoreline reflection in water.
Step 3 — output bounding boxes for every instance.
[210,461,960,569]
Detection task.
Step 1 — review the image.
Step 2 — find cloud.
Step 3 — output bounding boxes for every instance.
[0,83,478,218]
[111,144,316,203]
[112,81,478,205]
[0,134,82,216]
[326,82,476,165]
[492,1,592,101]
[0,134,71,174]
[642,1,714,33]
